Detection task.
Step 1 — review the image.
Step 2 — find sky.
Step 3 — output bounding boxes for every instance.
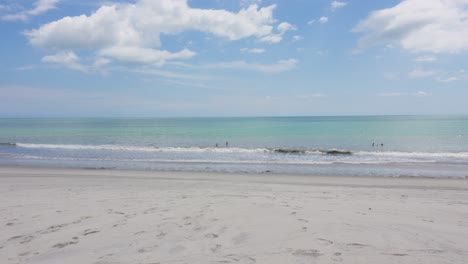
[1,0,468,117]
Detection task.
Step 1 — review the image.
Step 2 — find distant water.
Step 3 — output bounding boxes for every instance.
[1,116,468,177]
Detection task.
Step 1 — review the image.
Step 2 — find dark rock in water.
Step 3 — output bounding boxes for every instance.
[0,142,16,146]
[323,150,352,155]
[274,148,306,154]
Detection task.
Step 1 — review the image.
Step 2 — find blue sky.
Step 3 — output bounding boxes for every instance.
[1,0,468,117]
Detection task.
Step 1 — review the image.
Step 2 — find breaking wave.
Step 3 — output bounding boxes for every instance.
[2,142,468,159]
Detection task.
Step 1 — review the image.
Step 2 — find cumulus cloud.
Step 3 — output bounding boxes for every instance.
[354,0,468,54]
[259,22,295,43]
[331,1,347,11]
[1,0,59,21]
[42,51,113,73]
[42,51,88,72]
[319,17,329,24]
[99,47,195,65]
[25,0,293,70]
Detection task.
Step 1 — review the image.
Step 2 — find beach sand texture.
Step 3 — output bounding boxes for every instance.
[1,167,468,264]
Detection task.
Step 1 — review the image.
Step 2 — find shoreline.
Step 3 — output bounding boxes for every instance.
[1,165,468,187]
[1,166,468,263]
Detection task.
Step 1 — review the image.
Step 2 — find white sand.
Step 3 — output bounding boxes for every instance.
[1,167,468,264]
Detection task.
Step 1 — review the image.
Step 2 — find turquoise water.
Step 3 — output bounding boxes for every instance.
[1,116,467,177]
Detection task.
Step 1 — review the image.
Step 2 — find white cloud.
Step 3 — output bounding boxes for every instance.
[408,69,438,78]
[208,59,298,73]
[259,34,282,43]
[408,68,466,81]
[354,0,468,54]
[130,67,212,81]
[414,55,437,62]
[436,76,460,82]
[292,35,303,42]
[99,47,195,65]
[1,0,59,21]
[259,22,295,43]
[378,91,431,97]
[331,1,347,11]
[437,69,467,82]
[42,51,114,74]
[277,22,295,32]
[295,93,326,99]
[415,91,430,97]
[240,0,262,8]
[307,19,315,25]
[319,17,329,24]
[27,1,286,48]
[42,51,88,72]
[240,48,266,53]
[26,0,292,69]
[177,59,298,74]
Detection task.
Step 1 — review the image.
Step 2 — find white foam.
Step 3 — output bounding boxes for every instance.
[12,143,468,160]
[15,143,269,154]
[355,151,468,159]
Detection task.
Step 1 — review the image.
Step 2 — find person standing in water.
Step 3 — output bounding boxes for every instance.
[226,141,228,147]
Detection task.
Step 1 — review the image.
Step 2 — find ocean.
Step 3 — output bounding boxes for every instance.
[1,116,467,177]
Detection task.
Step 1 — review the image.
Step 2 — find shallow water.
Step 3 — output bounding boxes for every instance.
[1,116,467,177]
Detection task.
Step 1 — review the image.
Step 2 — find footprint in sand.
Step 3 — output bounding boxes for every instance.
[8,235,24,241]
[138,245,158,254]
[347,243,370,248]
[380,253,408,257]
[332,252,343,262]
[317,238,334,245]
[53,237,79,249]
[20,236,34,244]
[292,249,322,258]
[83,229,100,236]
[222,254,256,263]
[156,231,167,239]
[205,233,219,239]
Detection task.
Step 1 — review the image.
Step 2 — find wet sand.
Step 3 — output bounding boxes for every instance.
[1,167,468,264]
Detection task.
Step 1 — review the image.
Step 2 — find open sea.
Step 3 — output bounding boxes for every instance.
[1,116,468,177]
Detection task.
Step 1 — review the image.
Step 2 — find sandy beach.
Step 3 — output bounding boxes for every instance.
[1,167,468,264]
